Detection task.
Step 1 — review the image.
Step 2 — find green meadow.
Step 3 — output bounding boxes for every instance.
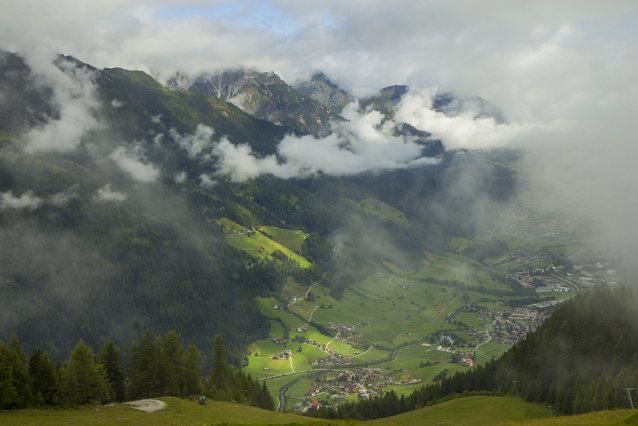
[225,231,311,268]
[367,396,551,426]
[260,226,309,253]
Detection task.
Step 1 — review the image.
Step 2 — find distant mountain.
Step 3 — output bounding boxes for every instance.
[168,70,341,136]
[293,72,354,113]
[359,85,410,118]
[433,93,505,123]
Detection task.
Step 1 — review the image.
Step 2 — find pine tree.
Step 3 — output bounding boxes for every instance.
[28,348,59,406]
[183,345,203,396]
[161,331,185,396]
[97,341,125,402]
[127,331,160,399]
[61,339,110,405]
[210,334,229,391]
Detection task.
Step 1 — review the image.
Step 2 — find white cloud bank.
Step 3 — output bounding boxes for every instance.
[21,46,102,153]
[109,146,160,183]
[93,184,127,202]
[0,191,42,210]
[172,101,440,182]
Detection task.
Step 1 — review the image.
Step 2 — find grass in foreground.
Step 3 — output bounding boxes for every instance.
[0,397,314,426]
[3,395,636,426]
[367,396,548,425]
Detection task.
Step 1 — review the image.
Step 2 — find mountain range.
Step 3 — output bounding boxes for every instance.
[0,49,515,366]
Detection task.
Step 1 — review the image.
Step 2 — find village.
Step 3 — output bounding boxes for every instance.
[290,368,421,413]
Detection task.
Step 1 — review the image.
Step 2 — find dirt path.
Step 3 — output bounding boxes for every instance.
[307,306,319,321]
[351,345,373,358]
[126,400,166,412]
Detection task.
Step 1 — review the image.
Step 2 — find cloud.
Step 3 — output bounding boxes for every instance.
[173,102,440,182]
[109,146,160,183]
[21,45,102,153]
[394,88,542,150]
[111,99,126,108]
[93,184,127,202]
[199,174,217,189]
[49,187,77,206]
[0,190,42,210]
[170,124,215,160]
[175,171,187,183]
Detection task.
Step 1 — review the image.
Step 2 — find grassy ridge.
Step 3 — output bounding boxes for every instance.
[225,231,311,268]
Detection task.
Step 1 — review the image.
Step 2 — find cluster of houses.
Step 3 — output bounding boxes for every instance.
[291,369,406,411]
[273,349,292,360]
[293,400,331,414]
[230,228,255,236]
[265,337,291,345]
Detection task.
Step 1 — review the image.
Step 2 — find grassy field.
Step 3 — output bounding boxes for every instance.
[245,340,292,379]
[280,277,309,298]
[260,226,309,253]
[286,378,315,399]
[450,236,472,251]
[476,342,512,359]
[255,297,305,330]
[217,217,244,233]
[2,394,633,425]
[368,396,550,425]
[225,231,311,268]
[0,397,313,426]
[342,198,409,226]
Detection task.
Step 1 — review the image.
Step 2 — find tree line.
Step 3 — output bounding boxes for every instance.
[0,331,273,411]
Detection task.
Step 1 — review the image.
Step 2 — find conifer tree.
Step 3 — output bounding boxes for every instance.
[210,334,229,391]
[127,331,160,399]
[161,331,185,396]
[183,345,203,396]
[61,339,110,405]
[97,341,125,402]
[28,348,59,406]
[0,334,32,408]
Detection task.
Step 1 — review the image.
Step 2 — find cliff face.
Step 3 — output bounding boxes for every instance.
[294,73,354,114]
[183,70,341,136]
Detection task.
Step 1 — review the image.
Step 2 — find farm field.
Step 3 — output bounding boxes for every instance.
[260,226,309,253]
[476,342,513,359]
[280,276,309,298]
[225,229,311,267]
[248,226,579,404]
